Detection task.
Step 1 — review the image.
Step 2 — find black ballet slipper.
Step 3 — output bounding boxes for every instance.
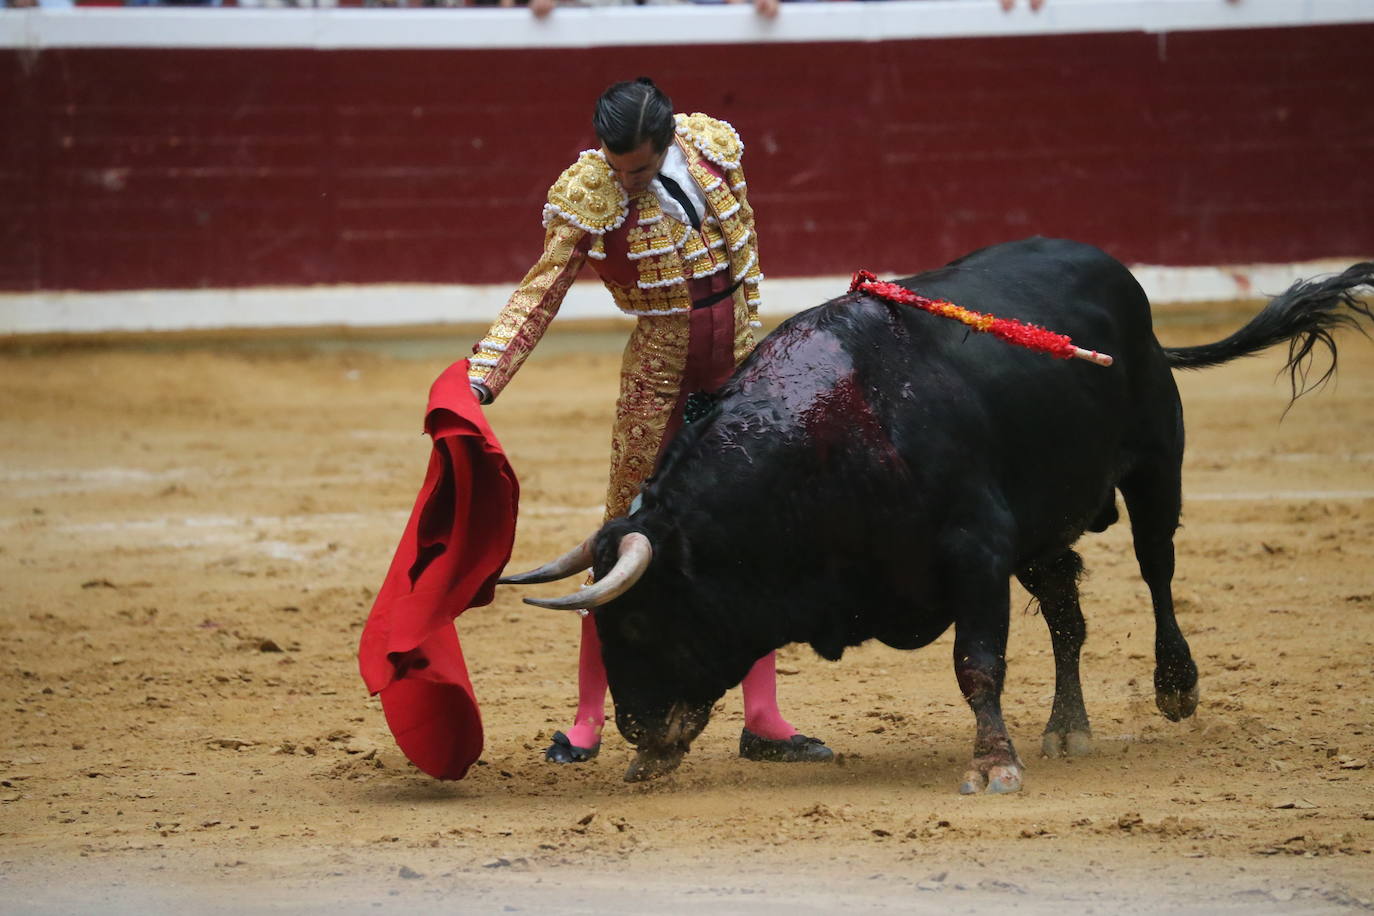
[738,729,835,763]
[544,730,600,764]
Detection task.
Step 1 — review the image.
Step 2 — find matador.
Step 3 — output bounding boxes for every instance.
[468,78,832,767]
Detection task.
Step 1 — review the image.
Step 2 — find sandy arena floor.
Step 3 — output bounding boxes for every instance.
[1,300,1372,914]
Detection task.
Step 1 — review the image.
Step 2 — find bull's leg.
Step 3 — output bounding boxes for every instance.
[1017,550,1093,757]
[950,573,1022,795]
[1119,465,1198,721]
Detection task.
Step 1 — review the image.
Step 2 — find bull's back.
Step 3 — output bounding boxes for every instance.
[698,237,1171,559]
[913,237,1154,348]
[843,238,1166,560]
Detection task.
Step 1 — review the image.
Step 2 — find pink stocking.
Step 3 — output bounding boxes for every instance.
[565,613,607,749]
[741,652,796,740]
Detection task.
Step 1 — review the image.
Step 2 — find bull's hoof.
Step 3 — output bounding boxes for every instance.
[986,765,1023,794]
[624,749,683,783]
[1041,728,1094,758]
[738,729,834,763]
[544,731,599,764]
[1156,684,1199,722]
[958,763,1023,795]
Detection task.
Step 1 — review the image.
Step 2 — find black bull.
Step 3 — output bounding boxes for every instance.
[505,237,1373,793]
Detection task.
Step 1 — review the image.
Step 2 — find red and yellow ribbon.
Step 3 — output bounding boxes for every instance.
[849,270,1113,367]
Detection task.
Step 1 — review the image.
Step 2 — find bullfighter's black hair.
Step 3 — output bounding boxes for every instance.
[593,78,675,155]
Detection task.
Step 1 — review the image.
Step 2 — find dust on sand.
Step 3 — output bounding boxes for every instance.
[1,308,1372,914]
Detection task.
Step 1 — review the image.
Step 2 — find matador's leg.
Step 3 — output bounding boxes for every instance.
[550,316,690,760]
[552,306,829,764]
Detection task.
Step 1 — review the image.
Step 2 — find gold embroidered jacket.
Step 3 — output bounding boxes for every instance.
[468,113,764,400]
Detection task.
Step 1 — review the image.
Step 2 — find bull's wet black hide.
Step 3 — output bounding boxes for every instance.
[578,237,1373,788]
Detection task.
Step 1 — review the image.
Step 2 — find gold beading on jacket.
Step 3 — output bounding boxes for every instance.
[469,113,763,519]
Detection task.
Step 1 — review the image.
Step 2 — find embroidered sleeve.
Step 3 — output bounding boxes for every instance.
[469,217,589,401]
[728,161,764,327]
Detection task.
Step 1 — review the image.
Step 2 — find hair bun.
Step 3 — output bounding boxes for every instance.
[635,77,656,87]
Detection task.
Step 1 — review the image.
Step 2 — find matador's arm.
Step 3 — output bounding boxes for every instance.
[468,218,590,403]
[678,112,763,330]
[727,157,765,329]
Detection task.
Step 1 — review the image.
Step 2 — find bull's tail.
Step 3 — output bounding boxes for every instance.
[1164,261,1374,404]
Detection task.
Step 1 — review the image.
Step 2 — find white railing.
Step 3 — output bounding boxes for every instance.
[2,0,1372,50]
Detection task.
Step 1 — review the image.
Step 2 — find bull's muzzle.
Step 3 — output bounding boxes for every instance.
[620,700,708,783]
[624,746,686,783]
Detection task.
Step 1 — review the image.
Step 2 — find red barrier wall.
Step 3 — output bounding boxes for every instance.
[2,23,1371,292]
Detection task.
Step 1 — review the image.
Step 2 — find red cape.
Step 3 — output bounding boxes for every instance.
[357,359,518,780]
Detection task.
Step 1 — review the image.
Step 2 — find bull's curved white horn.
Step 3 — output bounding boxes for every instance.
[498,536,594,585]
[523,533,652,611]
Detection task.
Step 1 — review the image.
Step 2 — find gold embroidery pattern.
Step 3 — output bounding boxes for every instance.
[469,219,588,399]
[628,200,689,291]
[471,112,765,522]
[678,223,710,266]
[611,125,758,311]
[626,197,672,260]
[676,112,743,171]
[726,166,762,325]
[602,313,691,520]
[675,115,763,326]
[544,150,628,234]
[605,283,691,316]
[601,285,759,521]
[732,286,758,366]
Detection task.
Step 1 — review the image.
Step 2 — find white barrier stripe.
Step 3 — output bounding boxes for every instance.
[5,259,1366,335]
[2,2,1371,51]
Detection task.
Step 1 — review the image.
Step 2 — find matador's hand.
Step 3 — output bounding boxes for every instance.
[725,0,778,19]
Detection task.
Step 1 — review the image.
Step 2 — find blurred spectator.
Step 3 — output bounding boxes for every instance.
[237,0,340,7]
[1000,0,1046,9]
[521,0,778,18]
[682,0,779,18]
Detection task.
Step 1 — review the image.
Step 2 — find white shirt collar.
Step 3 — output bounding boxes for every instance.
[650,142,707,228]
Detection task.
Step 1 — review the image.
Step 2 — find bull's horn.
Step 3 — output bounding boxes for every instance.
[498,536,594,585]
[523,533,652,611]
